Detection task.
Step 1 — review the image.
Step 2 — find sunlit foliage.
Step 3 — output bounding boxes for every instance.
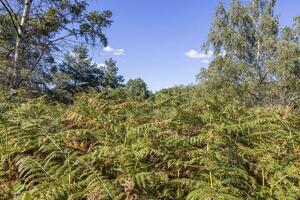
[0,87,299,199]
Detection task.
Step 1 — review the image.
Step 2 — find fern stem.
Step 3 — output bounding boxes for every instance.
[262,169,265,187]
[8,156,12,187]
[105,129,108,146]
[67,153,72,191]
[124,126,128,147]
[29,158,56,180]
[209,170,213,188]
[271,168,297,189]
[82,162,113,199]
[5,124,8,152]
[5,124,13,188]
[176,167,181,198]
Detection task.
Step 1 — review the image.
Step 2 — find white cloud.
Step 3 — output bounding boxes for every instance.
[113,50,125,55]
[185,49,214,64]
[185,49,214,59]
[103,46,125,55]
[103,46,114,52]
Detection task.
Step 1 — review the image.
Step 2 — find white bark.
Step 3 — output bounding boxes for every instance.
[13,0,32,88]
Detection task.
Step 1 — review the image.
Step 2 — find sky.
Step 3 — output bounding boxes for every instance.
[88,0,300,91]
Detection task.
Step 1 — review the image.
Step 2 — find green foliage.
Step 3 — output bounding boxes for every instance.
[125,78,151,100]
[54,45,103,96]
[101,58,124,89]
[0,0,112,90]
[52,48,125,102]
[0,87,299,199]
[199,0,299,107]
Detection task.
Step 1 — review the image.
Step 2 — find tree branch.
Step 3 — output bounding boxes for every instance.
[0,0,21,38]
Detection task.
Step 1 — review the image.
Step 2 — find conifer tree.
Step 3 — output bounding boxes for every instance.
[0,0,112,90]
[101,58,124,89]
[54,45,103,95]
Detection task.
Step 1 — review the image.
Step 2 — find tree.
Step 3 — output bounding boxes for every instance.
[198,0,299,106]
[0,0,112,90]
[54,45,103,95]
[100,58,124,89]
[269,16,299,107]
[125,78,150,100]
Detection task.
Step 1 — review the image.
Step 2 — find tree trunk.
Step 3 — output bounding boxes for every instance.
[12,0,32,89]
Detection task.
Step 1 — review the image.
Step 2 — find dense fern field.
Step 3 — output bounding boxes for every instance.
[0,88,299,200]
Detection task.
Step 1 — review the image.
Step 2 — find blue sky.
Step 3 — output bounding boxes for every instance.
[88,0,300,91]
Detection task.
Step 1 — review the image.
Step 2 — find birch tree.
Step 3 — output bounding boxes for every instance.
[12,0,32,88]
[0,0,112,90]
[199,0,299,106]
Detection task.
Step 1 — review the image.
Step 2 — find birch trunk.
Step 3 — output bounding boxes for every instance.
[13,0,32,88]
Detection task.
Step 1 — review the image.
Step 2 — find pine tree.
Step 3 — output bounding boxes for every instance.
[0,0,112,90]
[101,58,124,89]
[54,45,103,95]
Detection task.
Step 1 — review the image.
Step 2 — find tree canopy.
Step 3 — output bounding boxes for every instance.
[0,0,112,90]
[126,78,151,100]
[199,0,299,107]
